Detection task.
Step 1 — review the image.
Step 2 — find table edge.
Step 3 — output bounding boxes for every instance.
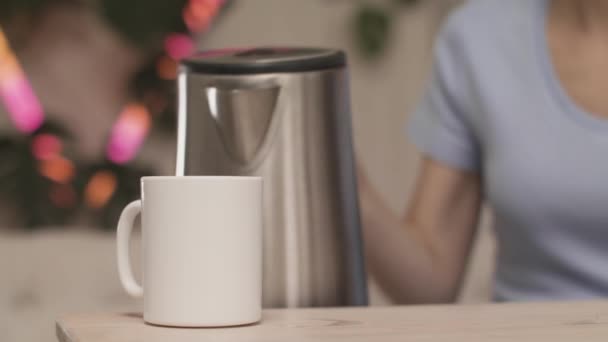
[56,319,75,342]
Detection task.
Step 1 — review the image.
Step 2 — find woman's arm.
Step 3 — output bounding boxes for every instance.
[358,156,482,304]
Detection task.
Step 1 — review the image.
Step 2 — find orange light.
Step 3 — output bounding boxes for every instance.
[0,52,19,78]
[183,2,216,33]
[189,1,216,21]
[38,156,75,184]
[156,55,178,80]
[49,184,77,209]
[183,11,209,33]
[0,29,8,55]
[85,170,118,209]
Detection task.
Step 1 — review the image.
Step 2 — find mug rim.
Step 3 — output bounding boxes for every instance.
[141,176,261,182]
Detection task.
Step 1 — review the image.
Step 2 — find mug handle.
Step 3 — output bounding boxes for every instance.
[117,200,144,297]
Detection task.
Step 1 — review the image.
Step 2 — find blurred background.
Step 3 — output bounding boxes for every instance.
[0,0,495,340]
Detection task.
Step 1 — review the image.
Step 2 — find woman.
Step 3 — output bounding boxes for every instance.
[359,0,608,302]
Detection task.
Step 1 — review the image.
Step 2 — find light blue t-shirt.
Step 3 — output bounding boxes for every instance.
[409,0,608,301]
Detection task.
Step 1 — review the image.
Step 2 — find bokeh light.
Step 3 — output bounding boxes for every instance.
[106,103,151,164]
[85,170,118,209]
[0,28,44,133]
[156,55,178,80]
[183,0,225,33]
[31,133,62,160]
[0,28,8,53]
[165,34,195,61]
[39,156,75,184]
[49,184,77,209]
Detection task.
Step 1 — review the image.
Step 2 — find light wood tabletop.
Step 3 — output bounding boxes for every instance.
[56,301,608,342]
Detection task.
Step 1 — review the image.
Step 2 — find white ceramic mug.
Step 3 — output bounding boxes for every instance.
[116,176,262,327]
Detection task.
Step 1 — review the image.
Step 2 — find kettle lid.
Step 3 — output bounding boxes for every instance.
[180,47,346,75]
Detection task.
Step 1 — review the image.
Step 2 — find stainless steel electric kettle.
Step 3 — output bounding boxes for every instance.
[175,47,367,308]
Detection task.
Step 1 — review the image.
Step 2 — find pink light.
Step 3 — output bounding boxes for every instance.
[165,34,195,60]
[0,77,45,133]
[31,133,62,160]
[0,28,44,133]
[106,103,151,164]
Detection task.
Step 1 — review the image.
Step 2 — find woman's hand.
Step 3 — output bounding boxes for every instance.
[357,157,482,304]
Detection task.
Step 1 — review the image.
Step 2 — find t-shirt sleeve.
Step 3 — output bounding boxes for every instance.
[407,21,481,172]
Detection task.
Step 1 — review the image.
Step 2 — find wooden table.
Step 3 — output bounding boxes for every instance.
[56,301,608,341]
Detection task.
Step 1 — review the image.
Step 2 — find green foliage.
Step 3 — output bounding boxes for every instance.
[0,0,234,229]
[0,0,52,17]
[0,0,190,228]
[100,0,188,51]
[394,0,419,5]
[353,0,421,60]
[0,121,77,228]
[354,4,391,59]
[0,121,154,229]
